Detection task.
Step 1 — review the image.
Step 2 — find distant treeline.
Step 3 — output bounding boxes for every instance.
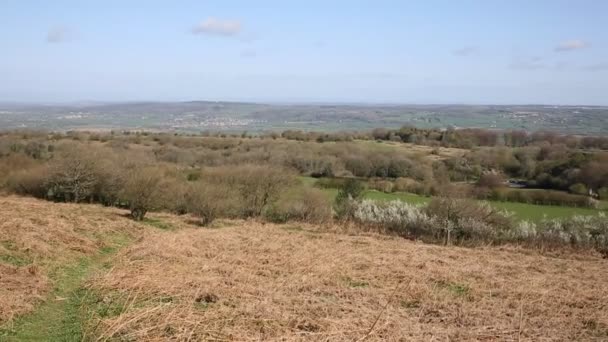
[1,128,607,206]
[278,126,608,150]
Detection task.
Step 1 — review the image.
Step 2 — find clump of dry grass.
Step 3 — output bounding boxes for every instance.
[0,264,48,324]
[89,220,608,341]
[0,195,143,324]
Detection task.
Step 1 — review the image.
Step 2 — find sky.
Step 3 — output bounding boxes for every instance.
[1,0,607,105]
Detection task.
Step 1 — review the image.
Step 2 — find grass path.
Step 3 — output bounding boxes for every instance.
[0,234,131,342]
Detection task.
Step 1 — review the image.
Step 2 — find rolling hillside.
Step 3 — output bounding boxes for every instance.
[0,195,607,340]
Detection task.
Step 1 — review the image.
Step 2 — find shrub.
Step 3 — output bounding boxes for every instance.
[351,200,435,238]
[476,173,504,189]
[425,197,514,245]
[186,181,237,226]
[164,179,191,215]
[120,167,165,221]
[336,178,364,201]
[392,177,420,193]
[368,179,394,193]
[515,214,608,256]
[46,148,100,202]
[263,187,332,224]
[334,178,365,218]
[569,183,588,195]
[3,164,49,198]
[203,165,295,218]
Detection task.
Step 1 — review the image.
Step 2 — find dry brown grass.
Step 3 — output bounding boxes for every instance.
[90,219,608,341]
[0,195,143,324]
[1,195,607,340]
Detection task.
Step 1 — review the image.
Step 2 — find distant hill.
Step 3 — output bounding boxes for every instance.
[0,101,606,134]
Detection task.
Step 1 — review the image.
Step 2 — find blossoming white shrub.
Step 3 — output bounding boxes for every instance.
[513,220,537,239]
[350,197,607,254]
[351,200,436,237]
[425,197,515,243]
[509,213,607,254]
[536,213,608,253]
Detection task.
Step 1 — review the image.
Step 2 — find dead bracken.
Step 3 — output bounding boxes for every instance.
[1,195,607,341]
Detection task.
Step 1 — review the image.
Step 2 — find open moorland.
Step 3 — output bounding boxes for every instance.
[1,196,607,341]
[1,127,608,340]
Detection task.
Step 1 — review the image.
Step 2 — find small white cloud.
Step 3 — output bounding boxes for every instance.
[509,57,546,70]
[47,26,71,43]
[554,39,589,52]
[452,46,478,56]
[192,17,242,36]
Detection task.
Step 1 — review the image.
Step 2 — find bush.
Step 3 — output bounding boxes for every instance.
[514,214,608,256]
[203,165,295,218]
[186,181,237,226]
[425,197,514,245]
[351,200,435,238]
[368,179,394,193]
[120,167,165,221]
[263,187,332,224]
[476,173,504,189]
[334,178,365,218]
[3,164,49,198]
[569,183,588,195]
[392,177,420,193]
[46,148,100,202]
[163,179,191,215]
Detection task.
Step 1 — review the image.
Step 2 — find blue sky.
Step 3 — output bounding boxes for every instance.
[1,0,607,104]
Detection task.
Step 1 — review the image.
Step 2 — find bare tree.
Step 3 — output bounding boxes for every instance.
[47,146,99,202]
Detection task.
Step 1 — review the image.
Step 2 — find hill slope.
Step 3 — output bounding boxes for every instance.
[0,196,607,340]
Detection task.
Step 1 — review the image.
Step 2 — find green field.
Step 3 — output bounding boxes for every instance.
[301,177,606,222]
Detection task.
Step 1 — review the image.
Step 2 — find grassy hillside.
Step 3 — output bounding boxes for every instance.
[0,196,607,340]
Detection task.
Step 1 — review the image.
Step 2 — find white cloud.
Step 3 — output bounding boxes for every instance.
[191,17,242,36]
[47,26,71,43]
[452,46,478,56]
[554,39,589,52]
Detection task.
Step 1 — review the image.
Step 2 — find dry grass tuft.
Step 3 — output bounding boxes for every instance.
[0,195,143,324]
[0,264,48,324]
[90,220,608,341]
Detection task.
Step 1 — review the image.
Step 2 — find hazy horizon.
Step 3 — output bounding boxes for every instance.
[1,99,607,108]
[2,1,607,105]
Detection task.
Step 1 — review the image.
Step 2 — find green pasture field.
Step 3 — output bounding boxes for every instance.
[300,177,606,222]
